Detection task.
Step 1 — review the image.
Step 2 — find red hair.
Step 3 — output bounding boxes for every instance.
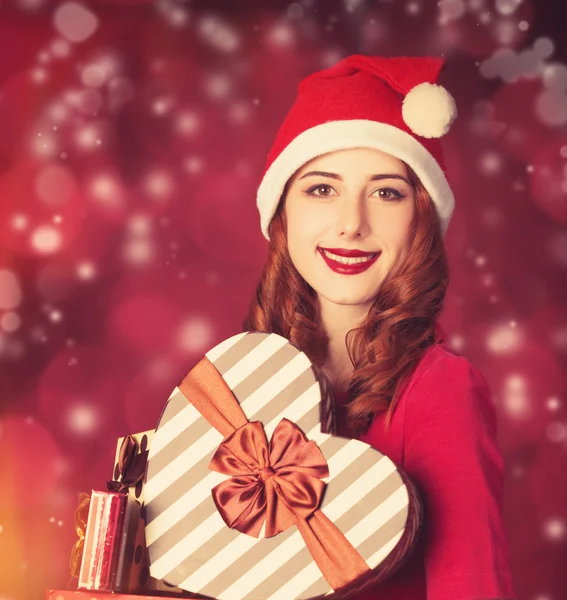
[243,163,449,436]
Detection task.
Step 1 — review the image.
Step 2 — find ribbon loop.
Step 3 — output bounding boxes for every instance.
[106,434,148,493]
[208,418,328,539]
[69,491,91,581]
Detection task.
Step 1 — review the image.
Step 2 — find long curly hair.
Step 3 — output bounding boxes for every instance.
[243,162,449,436]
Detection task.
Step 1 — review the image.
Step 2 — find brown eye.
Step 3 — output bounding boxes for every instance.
[306,184,336,197]
[376,187,403,201]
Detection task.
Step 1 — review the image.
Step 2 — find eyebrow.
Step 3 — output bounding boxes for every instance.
[298,170,410,185]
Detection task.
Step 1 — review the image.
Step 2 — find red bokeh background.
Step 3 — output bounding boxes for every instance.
[1,1,566,599]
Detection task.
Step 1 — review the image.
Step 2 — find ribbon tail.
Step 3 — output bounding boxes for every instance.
[295,510,370,591]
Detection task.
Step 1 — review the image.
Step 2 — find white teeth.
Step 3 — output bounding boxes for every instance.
[321,249,377,265]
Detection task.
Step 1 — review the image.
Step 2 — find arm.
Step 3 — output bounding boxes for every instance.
[403,352,516,600]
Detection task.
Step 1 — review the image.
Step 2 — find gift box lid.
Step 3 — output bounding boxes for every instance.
[143,331,421,600]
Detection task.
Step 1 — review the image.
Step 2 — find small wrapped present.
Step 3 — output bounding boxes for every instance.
[76,490,127,591]
[111,430,186,595]
[143,331,423,600]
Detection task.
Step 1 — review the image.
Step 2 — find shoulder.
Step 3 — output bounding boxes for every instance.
[403,342,497,434]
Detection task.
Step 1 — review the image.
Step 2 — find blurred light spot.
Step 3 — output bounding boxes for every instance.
[30,66,48,84]
[486,322,524,354]
[495,20,517,45]
[547,230,567,267]
[543,63,567,92]
[547,396,561,411]
[510,464,524,478]
[474,254,487,267]
[406,1,421,15]
[437,0,466,24]
[49,310,63,323]
[495,0,523,16]
[37,50,50,64]
[546,421,567,443]
[1,313,21,333]
[31,225,62,254]
[51,38,71,58]
[16,0,46,9]
[448,333,465,352]
[182,155,204,175]
[31,131,58,158]
[174,109,200,135]
[156,0,189,27]
[75,124,101,149]
[502,374,530,418]
[481,206,502,227]
[147,357,175,381]
[0,271,23,310]
[35,164,77,207]
[535,89,567,126]
[344,0,365,11]
[144,170,174,201]
[11,214,29,231]
[518,20,529,31]
[287,2,304,18]
[151,96,175,116]
[229,101,252,124]
[198,15,240,53]
[479,151,503,175]
[533,37,554,59]
[76,261,95,281]
[123,239,154,266]
[81,64,107,87]
[46,101,70,124]
[267,22,295,48]
[543,517,566,541]
[78,89,103,115]
[68,402,98,434]
[89,174,123,208]
[108,77,135,112]
[54,2,98,43]
[206,74,231,100]
[177,317,213,353]
[127,214,151,235]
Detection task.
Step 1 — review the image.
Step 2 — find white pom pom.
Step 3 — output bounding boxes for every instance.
[401,82,457,139]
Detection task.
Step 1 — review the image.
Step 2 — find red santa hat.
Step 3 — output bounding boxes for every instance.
[256,54,458,241]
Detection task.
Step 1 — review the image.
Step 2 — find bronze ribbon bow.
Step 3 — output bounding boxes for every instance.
[179,356,371,592]
[107,434,148,492]
[69,491,91,581]
[209,418,328,538]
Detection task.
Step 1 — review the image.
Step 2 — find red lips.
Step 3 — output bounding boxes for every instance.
[318,248,381,275]
[319,247,378,257]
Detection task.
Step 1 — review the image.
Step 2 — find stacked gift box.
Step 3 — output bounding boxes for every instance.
[49,332,422,600]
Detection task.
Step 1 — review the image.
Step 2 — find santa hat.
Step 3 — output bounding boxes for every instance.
[256,55,458,241]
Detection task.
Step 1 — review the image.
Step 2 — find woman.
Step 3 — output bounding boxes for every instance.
[243,55,516,599]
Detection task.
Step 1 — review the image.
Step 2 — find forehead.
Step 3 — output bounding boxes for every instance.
[294,147,407,179]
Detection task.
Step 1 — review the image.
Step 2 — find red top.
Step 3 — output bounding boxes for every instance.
[334,333,517,599]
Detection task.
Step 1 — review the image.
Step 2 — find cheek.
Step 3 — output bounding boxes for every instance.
[286,201,328,243]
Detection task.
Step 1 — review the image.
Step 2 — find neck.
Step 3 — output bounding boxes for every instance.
[316,296,370,388]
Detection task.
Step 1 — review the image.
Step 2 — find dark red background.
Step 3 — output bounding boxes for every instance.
[0,1,566,599]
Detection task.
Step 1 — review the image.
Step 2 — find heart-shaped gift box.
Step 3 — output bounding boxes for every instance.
[144,332,422,599]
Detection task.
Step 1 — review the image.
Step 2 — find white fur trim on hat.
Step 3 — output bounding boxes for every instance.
[256,119,455,241]
[402,82,457,139]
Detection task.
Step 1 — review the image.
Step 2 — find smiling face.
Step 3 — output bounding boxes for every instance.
[283,147,416,312]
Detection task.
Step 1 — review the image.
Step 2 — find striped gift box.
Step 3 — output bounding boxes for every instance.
[144,332,418,600]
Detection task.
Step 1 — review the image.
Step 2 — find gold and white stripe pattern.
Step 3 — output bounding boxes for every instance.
[144,332,409,600]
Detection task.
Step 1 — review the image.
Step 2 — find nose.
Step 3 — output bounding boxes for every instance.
[335,197,368,239]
